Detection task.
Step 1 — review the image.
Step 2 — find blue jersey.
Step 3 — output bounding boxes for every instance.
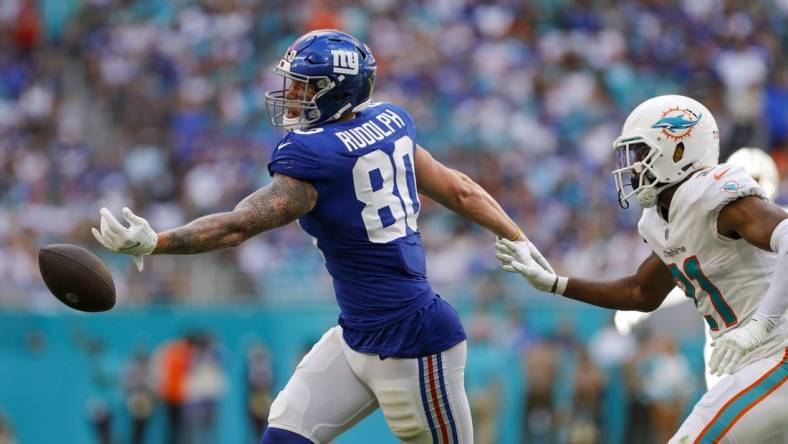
[268,102,466,358]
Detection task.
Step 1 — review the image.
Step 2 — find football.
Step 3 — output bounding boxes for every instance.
[38,243,116,312]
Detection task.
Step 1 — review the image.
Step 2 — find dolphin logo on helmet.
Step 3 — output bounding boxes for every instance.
[612,95,719,209]
[652,113,702,131]
[651,107,702,141]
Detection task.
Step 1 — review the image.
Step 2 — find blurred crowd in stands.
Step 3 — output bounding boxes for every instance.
[1,2,784,443]
[0,411,15,444]
[114,325,695,444]
[0,312,697,444]
[81,330,266,444]
[458,274,702,444]
[1,0,787,307]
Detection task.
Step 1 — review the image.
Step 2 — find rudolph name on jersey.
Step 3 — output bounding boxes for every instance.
[334,107,406,152]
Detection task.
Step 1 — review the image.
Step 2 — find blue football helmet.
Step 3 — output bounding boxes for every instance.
[265,29,377,130]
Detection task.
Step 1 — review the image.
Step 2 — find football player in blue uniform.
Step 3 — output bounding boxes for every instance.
[93,30,549,444]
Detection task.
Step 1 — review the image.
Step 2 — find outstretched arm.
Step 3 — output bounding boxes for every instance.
[497,239,675,312]
[154,174,318,254]
[562,253,675,311]
[414,145,521,240]
[93,173,317,267]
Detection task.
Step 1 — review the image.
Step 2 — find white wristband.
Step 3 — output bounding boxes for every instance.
[553,276,568,295]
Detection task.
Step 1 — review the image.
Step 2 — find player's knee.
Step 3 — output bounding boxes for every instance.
[268,393,288,424]
[377,389,428,439]
[261,427,315,444]
[268,376,310,425]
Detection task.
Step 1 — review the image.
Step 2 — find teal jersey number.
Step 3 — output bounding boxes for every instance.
[669,255,737,330]
[668,263,696,305]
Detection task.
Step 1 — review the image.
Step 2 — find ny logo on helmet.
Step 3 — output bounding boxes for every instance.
[331,49,359,75]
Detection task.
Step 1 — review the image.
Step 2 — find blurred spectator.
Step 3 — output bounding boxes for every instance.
[565,349,606,444]
[124,350,155,444]
[465,302,505,444]
[626,333,695,444]
[587,318,637,444]
[588,317,637,369]
[523,337,559,443]
[0,411,16,444]
[185,333,226,444]
[246,344,274,441]
[86,398,112,444]
[500,309,539,353]
[73,331,115,444]
[154,335,195,444]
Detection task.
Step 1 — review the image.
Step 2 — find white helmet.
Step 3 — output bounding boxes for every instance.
[612,95,720,208]
[726,147,779,200]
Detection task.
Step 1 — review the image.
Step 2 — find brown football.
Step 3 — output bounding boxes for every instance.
[38,243,116,312]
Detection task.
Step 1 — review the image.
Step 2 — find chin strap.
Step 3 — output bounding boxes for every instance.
[329,103,353,122]
[617,190,630,209]
[352,98,372,113]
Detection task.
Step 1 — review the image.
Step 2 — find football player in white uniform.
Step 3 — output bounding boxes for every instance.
[497,95,788,443]
[614,146,782,391]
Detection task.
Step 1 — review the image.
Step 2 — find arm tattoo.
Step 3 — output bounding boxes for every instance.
[235,174,318,235]
[154,174,318,254]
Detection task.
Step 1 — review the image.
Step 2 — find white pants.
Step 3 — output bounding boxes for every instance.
[268,326,473,444]
[703,325,723,390]
[670,347,788,444]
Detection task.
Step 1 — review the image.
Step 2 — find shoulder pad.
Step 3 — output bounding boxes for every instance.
[696,163,768,213]
[268,132,323,180]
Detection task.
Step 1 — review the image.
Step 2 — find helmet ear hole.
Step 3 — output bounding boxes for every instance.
[332,92,351,103]
[673,142,685,163]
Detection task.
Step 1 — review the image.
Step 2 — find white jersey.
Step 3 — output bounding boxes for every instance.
[638,163,788,371]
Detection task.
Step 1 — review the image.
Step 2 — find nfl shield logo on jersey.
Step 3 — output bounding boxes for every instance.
[722,180,741,194]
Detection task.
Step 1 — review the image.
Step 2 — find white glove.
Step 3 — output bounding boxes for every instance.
[708,318,769,376]
[91,207,157,272]
[495,238,567,294]
[496,237,555,273]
